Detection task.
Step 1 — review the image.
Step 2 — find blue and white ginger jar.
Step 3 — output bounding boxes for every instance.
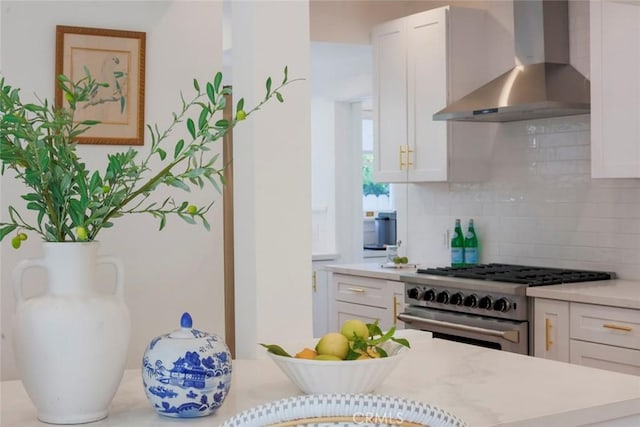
[142,312,232,417]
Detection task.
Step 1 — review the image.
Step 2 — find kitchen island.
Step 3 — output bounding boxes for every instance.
[2,330,639,427]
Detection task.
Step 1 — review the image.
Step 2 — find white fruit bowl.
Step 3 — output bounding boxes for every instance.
[266,340,409,394]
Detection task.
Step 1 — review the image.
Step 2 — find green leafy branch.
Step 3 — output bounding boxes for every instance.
[344,321,410,360]
[0,66,300,247]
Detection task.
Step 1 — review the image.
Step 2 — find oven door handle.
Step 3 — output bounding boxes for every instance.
[397,314,520,343]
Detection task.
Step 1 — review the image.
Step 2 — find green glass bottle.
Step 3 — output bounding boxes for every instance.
[464,218,479,265]
[451,219,464,267]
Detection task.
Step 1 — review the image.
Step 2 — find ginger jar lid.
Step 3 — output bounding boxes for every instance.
[167,312,209,339]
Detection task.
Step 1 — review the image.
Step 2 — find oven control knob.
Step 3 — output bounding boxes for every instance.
[450,292,464,306]
[479,296,493,310]
[493,298,512,312]
[407,288,421,300]
[436,291,449,304]
[463,294,478,308]
[423,289,436,302]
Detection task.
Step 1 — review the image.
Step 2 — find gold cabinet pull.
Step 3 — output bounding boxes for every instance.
[545,318,553,352]
[347,287,365,293]
[406,145,414,167]
[312,271,317,292]
[393,295,398,326]
[399,145,407,169]
[603,323,633,332]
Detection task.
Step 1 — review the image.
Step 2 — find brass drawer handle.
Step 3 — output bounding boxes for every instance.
[545,318,553,352]
[603,323,633,332]
[347,287,365,293]
[393,295,398,326]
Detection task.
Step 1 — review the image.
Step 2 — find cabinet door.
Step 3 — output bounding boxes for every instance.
[533,298,570,362]
[407,8,448,182]
[591,0,640,178]
[372,18,408,183]
[312,265,331,338]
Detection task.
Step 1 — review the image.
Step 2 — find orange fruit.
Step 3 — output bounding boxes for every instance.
[295,347,317,359]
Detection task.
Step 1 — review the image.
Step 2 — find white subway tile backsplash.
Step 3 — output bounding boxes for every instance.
[589,188,640,204]
[556,145,590,161]
[406,115,640,279]
[499,242,536,258]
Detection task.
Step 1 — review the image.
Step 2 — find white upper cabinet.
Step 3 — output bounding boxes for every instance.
[372,6,492,183]
[407,10,448,182]
[591,0,640,178]
[372,17,408,183]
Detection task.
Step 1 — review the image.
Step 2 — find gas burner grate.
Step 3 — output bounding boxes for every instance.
[416,263,614,286]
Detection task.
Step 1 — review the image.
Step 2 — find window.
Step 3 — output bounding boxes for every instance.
[362,117,393,212]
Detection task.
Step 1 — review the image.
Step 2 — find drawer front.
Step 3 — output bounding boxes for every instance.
[570,303,640,350]
[335,301,389,330]
[333,274,388,308]
[570,339,640,376]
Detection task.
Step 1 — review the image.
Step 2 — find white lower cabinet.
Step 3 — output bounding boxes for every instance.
[534,298,570,362]
[534,298,640,375]
[330,273,405,333]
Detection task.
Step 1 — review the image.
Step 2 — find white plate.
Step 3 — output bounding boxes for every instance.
[220,393,467,427]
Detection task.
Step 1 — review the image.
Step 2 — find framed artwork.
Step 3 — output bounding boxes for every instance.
[55,25,146,145]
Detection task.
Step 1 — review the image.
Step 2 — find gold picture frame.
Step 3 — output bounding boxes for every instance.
[55,25,146,145]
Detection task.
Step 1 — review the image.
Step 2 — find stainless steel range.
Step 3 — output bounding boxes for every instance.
[398,264,614,355]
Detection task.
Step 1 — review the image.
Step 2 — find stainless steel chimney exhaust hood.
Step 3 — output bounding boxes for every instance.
[433,0,590,122]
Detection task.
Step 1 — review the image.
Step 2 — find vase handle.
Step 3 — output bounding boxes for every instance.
[13,258,46,304]
[98,256,125,298]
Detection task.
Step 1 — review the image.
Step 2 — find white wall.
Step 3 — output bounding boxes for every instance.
[311,97,336,255]
[1,0,224,380]
[403,1,640,280]
[310,0,486,44]
[310,42,371,257]
[231,0,313,358]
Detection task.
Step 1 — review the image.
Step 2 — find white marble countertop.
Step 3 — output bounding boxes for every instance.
[311,252,340,262]
[3,330,639,427]
[324,264,640,310]
[325,262,417,281]
[527,279,640,309]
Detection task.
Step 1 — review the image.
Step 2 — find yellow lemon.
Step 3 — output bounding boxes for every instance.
[315,332,349,360]
[314,354,342,361]
[340,319,369,341]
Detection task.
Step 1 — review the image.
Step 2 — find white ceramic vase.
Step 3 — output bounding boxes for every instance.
[12,241,130,424]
